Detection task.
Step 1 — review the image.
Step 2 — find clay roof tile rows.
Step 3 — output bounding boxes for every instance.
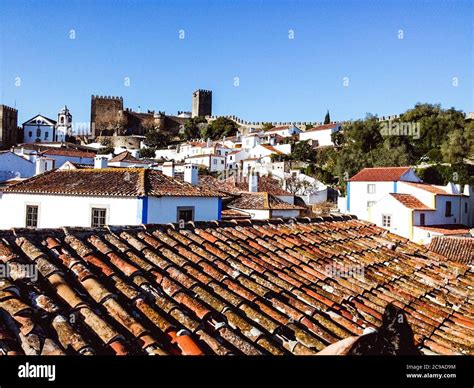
[0,216,472,355]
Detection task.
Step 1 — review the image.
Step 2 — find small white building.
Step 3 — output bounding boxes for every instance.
[226,149,249,170]
[0,167,222,229]
[339,166,473,244]
[0,151,35,182]
[23,115,57,144]
[264,125,300,138]
[108,151,152,168]
[299,123,342,147]
[184,154,226,172]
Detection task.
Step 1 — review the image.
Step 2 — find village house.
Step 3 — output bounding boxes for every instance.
[0,151,36,182]
[299,123,342,147]
[339,166,473,244]
[0,166,222,229]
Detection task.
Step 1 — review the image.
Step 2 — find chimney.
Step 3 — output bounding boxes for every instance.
[35,157,54,175]
[94,156,108,169]
[130,150,140,159]
[249,173,258,193]
[184,163,199,185]
[464,184,472,197]
[162,161,175,178]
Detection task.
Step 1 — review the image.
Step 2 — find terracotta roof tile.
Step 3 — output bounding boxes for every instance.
[428,236,474,264]
[349,167,411,182]
[4,168,221,197]
[0,215,472,354]
[390,193,435,210]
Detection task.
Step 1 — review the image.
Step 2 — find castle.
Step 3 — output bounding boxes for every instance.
[90,90,213,139]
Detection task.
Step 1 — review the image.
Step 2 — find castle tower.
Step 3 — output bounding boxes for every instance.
[55,105,72,142]
[192,89,212,118]
[90,95,124,138]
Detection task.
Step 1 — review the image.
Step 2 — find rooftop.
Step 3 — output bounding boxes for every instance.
[42,148,96,158]
[415,224,471,236]
[3,168,221,198]
[303,123,341,132]
[428,236,474,265]
[227,192,307,211]
[402,181,460,196]
[390,193,434,210]
[0,216,471,355]
[349,167,412,182]
[109,151,148,164]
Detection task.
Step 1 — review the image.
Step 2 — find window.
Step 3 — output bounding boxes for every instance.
[177,206,194,222]
[44,132,49,140]
[28,131,32,138]
[382,214,391,228]
[465,203,468,214]
[367,184,376,194]
[221,160,224,164]
[445,201,452,217]
[420,213,425,226]
[367,201,376,209]
[91,208,107,227]
[25,205,39,227]
[60,117,64,124]
[36,128,41,137]
[213,159,217,164]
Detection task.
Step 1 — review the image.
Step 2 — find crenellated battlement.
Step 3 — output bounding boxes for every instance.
[91,95,123,101]
[0,105,18,113]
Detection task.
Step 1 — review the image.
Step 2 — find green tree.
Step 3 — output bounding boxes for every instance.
[290,140,317,163]
[139,148,157,158]
[262,122,275,131]
[144,128,171,148]
[202,117,238,140]
[182,117,207,140]
[441,129,468,164]
[324,110,331,124]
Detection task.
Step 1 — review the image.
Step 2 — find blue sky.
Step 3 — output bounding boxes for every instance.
[0,0,472,125]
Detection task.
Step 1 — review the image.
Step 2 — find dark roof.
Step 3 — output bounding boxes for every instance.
[0,217,471,355]
[349,167,412,182]
[3,169,221,197]
[109,151,147,164]
[227,192,305,211]
[390,194,435,210]
[42,148,96,158]
[428,236,474,265]
[220,209,252,220]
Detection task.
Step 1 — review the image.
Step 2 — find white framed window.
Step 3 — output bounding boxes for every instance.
[91,207,107,227]
[367,184,376,194]
[367,201,376,209]
[382,214,392,228]
[25,205,39,228]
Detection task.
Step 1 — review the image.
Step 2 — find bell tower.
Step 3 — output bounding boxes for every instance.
[56,105,72,142]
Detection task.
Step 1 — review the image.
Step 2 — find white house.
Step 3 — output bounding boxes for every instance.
[339,166,473,244]
[184,154,226,172]
[226,149,249,169]
[299,123,342,147]
[0,167,222,229]
[264,125,300,138]
[23,115,57,144]
[0,151,35,182]
[155,146,178,161]
[248,144,288,160]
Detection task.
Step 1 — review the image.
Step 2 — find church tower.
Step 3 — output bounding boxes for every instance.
[56,105,72,142]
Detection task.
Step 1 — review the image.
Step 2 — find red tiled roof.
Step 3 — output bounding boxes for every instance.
[228,192,305,211]
[221,209,252,220]
[0,216,471,355]
[260,144,284,155]
[109,151,149,164]
[402,182,458,196]
[349,167,412,182]
[304,123,341,132]
[42,148,96,158]
[390,194,434,210]
[428,236,474,265]
[416,224,471,236]
[3,168,221,197]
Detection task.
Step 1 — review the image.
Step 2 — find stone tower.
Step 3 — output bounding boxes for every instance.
[55,105,72,142]
[192,89,212,118]
[90,95,124,137]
